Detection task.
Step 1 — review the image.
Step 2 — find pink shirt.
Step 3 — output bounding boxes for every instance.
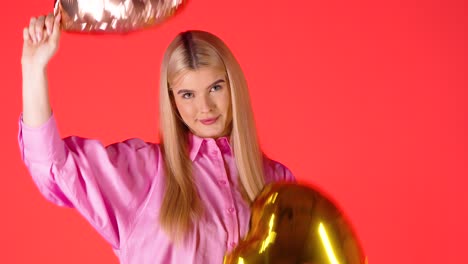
[17,113,296,263]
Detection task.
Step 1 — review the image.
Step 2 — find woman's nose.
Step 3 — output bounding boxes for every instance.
[198,95,214,113]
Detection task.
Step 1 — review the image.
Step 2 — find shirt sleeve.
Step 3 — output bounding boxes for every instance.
[263,157,297,183]
[17,113,159,249]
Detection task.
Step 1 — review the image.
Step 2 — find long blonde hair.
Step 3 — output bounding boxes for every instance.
[159,30,266,242]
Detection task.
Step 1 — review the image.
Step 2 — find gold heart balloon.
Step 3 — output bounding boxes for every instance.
[224,182,367,264]
[53,0,186,33]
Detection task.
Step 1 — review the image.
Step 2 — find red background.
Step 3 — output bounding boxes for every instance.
[1,0,466,263]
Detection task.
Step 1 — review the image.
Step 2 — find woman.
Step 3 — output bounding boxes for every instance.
[19,13,296,263]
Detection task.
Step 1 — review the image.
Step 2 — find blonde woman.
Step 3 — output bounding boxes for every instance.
[20,13,296,263]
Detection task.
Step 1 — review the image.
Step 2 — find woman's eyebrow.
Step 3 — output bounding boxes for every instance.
[176,79,225,94]
[177,89,194,94]
[205,79,225,89]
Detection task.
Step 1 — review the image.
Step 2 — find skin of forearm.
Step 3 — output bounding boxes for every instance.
[22,65,52,127]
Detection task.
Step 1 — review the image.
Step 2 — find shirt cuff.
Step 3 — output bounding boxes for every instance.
[18,112,66,162]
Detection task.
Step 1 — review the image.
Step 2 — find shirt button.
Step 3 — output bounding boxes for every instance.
[228,207,235,214]
[219,180,227,185]
[230,242,237,248]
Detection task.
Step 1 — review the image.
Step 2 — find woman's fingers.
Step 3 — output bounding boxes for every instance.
[28,17,37,43]
[35,16,46,42]
[45,13,55,36]
[50,13,61,41]
[26,14,55,44]
[23,27,31,44]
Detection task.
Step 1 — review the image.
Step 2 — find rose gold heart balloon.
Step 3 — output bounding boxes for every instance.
[53,0,186,33]
[224,182,367,264]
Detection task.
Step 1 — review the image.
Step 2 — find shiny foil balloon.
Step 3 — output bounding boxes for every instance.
[53,0,185,33]
[224,182,367,264]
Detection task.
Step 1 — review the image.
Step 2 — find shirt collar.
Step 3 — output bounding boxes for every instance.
[188,133,232,161]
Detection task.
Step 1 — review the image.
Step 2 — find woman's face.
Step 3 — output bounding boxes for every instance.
[171,67,232,138]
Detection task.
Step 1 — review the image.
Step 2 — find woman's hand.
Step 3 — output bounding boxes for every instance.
[21,13,61,68]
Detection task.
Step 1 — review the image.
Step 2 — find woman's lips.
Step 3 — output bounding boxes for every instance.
[200,116,219,125]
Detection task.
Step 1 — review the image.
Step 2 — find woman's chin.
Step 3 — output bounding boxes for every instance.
[196,129,225,139]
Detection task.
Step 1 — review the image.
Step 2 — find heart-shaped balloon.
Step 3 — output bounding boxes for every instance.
[224,182,367,264]
[54,0,186,33]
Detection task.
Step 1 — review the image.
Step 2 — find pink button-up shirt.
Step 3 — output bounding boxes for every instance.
[17,113,296,263]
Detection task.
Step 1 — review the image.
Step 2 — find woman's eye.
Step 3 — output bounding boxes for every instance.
[182,92,193,99]
[211,84,222,92]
